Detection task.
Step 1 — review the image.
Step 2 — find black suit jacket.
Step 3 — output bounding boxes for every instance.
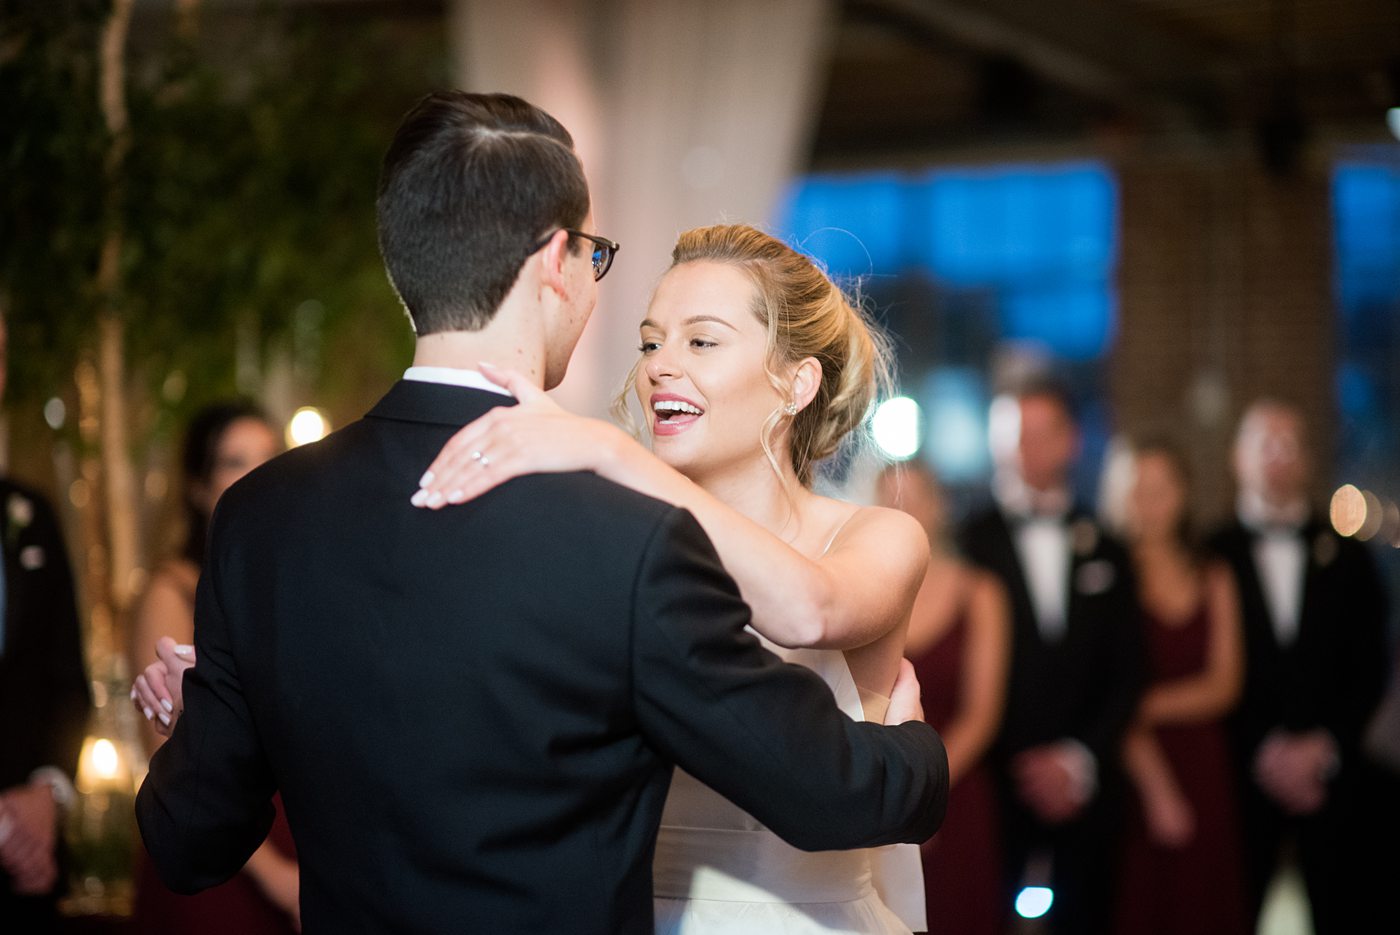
[0,479,90,902]
[136,381,948,935]
[958,505,1144,770]
[1207,517,1389,775]
[0,478,89,790]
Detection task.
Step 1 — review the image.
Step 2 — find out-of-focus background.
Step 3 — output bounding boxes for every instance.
[3,1,1397,932]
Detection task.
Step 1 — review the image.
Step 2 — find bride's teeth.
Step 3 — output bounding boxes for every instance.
[654,400,701,416]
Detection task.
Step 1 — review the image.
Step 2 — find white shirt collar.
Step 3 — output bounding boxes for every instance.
[1237,489,1308,533]
[403,366,512,397]
[994,470,1071,522]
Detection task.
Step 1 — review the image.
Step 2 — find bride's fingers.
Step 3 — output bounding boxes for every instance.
[424,413,501,482]
[132,674,159,723]
[440,438,531,506]
[133,672,173,729]
[419,427,513,504]
[416,422,502,503]
[421,411,542,500]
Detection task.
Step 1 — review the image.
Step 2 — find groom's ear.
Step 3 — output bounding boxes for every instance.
[536,229,573,299]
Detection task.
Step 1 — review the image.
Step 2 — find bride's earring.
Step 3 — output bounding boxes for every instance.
[783,402,798,416]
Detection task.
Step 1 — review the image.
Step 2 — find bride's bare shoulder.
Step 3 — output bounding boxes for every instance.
[813,498,926,560]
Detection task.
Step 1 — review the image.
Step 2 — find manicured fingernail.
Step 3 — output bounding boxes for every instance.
[174,644,195,658]
[161,698,174,713]
[143,706,154,721]
[419,470,435,488]
[410,489,429,507]
[478,360,495,369]
[130,687,138,701]
[425,491,444,508]
[447,489,464,503]
[158,711,171,726]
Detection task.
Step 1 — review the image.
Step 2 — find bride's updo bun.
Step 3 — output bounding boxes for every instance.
[668,224,892,488]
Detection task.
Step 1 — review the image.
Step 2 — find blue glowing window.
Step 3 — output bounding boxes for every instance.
[1332,161,1400,472]
[1334,163,1400,324]
[777,162,1117,361]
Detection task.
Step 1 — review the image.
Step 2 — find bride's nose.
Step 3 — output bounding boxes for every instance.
[645,347,681,382]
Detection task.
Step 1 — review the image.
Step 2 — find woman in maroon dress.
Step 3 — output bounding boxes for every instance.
[128,403,300,934]
[1113,441,1249,935]
[877,463,1009,935]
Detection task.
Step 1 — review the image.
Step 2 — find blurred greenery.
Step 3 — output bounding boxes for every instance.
[3,1,451,909]
[1,0,444,468]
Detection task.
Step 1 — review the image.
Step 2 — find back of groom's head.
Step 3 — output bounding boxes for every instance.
[376,91,589,336]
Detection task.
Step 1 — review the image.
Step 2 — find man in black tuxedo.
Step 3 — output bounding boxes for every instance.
[135,91,948,934]
[0,315,92,931]
[1207,399,1390,935]
[958,380,1142,935]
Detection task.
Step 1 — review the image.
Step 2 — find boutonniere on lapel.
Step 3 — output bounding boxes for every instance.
[1076,559,1117,595]
[6,492,33,550]
[1070,518,1099,558]
[1312,532,1338,568]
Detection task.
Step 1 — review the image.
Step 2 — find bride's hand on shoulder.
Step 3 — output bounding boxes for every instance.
[412,362,632,509]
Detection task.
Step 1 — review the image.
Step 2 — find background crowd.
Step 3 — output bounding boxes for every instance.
[881,385,1399,935]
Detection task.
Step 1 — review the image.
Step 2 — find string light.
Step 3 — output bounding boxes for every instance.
[287,407,330,448]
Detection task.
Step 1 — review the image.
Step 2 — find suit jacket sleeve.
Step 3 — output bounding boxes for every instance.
[1075,552,1145,766]
[1334,539,1390,762]
[135,506,276,894]
[630,508,949,851]
[32,492,90,780]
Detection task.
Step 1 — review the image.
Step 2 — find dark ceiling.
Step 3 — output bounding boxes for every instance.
[163,0,1400,168]
[814,0,1400,165]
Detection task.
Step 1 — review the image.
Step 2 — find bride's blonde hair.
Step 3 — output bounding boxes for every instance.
[613,224,892,489]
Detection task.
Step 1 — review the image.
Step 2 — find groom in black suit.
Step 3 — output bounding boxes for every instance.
[135,91,948,934]
[958,380,1143,935]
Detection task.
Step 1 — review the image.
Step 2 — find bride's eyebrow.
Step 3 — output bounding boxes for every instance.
[638,315,739,332]
[682,315,738,331]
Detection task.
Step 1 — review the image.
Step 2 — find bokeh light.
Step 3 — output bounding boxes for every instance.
[1015,886,1054,919]
[872,396,922,460]
[1356,490,1384,541]
[1330,484,1366,537]
[287,407,330,448]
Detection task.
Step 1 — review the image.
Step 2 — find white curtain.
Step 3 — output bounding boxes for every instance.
[448,0,835,416]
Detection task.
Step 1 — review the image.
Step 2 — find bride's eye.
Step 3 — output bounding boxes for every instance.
[689,337,717,349]
[639,340,662,354]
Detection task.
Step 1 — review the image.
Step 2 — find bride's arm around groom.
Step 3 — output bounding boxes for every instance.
[626,507,947,851]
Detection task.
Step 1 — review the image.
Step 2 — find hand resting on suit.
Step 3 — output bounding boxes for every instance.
[131,636,196,737]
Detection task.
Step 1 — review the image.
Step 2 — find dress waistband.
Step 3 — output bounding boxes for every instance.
[652,825,875,904]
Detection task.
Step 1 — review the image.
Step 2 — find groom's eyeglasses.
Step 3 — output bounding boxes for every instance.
[529,229,620,282]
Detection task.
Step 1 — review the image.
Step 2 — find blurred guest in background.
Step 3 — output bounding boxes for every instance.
[877,461,1008,935]
[0,314,91,932]
[958,379,1143,935]
[1207,399,1390,935]
[1110,440,1248,935]
[127,401,299,934]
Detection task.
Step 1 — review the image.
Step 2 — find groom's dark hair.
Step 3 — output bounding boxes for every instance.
[376,91,590,335]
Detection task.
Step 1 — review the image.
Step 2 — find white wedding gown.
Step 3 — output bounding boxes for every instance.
[652,633,926,934]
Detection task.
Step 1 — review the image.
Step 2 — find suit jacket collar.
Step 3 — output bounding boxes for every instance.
[1228,512,1327,546]
[366,379,518,428]
[985,505,1107,633]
